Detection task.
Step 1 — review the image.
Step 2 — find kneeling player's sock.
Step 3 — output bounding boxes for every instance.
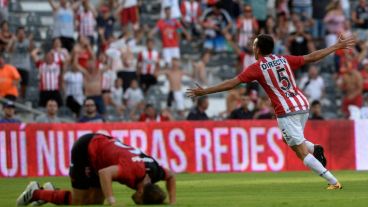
[303,153,337,185]
[305,140,315,154]
[32,190,72,205]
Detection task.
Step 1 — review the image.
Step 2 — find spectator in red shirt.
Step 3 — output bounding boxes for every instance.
[360,58,368,94]
[150,6,191,67]
[337,61,364,117]
[138,104,171,122]
[72,36,94,71]
[203,0,218,7]
[31,48,63,107]
[137,38,160,92]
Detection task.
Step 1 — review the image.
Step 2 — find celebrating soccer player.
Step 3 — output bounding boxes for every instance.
[16,133,176,206]
[187,33,356,190]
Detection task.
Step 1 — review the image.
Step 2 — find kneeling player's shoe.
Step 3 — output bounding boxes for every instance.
[31,182,57,206]
[326,182,343,190]
[313,145,327,167]
[16,181,40,206]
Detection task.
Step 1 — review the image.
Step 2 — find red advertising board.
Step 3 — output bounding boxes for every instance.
[0,121,355,177]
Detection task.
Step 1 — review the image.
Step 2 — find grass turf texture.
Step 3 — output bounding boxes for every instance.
[0,171,367,207]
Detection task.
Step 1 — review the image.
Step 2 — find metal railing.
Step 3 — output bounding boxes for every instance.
[0,97,74,123]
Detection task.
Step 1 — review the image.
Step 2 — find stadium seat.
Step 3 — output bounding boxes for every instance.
[58,106,74,118]
[8,15,22,27]
[9,1,22,12]
[27,26,42,41]
[20,1,52,13]
[26,13,42,26]
[217,65,236,80]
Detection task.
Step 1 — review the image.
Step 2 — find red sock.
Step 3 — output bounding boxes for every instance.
[32,190,72,205]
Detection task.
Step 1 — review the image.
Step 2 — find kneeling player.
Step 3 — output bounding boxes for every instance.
[16,133,176,206]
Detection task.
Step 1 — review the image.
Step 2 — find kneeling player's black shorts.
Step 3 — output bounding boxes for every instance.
[69,133,101,189]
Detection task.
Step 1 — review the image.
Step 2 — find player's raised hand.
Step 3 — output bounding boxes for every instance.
[337,34,356,49]
[186,83,206,98]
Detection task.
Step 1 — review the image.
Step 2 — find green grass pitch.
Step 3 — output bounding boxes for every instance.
[1,171,367,207]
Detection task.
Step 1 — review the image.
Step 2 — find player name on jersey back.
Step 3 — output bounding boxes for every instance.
[260,58,287,70]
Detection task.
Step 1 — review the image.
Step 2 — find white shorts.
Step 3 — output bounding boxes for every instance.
[277,113,308,146]
[163,47,180,65]
[174,91,185,111]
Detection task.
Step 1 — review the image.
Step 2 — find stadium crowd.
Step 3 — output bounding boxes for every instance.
[1,0,368,123]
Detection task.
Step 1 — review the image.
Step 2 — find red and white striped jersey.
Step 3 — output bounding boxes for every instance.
[237,18,258,48]
[137,49,160,75]
[51,48,68,67]
[0,0,8,7]
[237,54,309,117]
[78,10,95,37]
[36,61,61,91]
[181,1,201,23]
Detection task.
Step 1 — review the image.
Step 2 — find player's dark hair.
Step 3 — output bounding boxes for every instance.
[201,51,211,59]
[147,37,154,44]
[16,26,25,34]
[197,96,208,106]
[46,99,58,106]
[0,20,8,28]
[311,100,321,107]
[214,1,222,9]
[142,184,166,204]
[145,103,154,109]
[255,34,274,56]
[83,98,95,106]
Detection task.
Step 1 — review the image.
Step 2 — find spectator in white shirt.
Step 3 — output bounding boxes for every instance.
[299,65,325,102]
[48,0,76,51]
[161,0,182,19]
[111,78,125,115]
[361,95,368,119]
[63,66,85,117]
[106,32,137,90]
[124,79,144,110]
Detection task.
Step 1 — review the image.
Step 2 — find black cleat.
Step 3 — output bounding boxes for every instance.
[313,145,327,167]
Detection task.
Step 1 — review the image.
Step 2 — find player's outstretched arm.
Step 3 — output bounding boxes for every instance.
[186,77,242,98]
[165,169,176,205]
[98,166,119,206]
[303,34,356,64]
